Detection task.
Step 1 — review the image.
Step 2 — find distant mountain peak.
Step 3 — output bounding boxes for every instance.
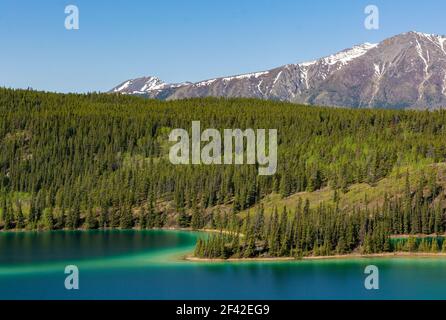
[111,76,192,96]
[110,31,446,109]
[406,31,445,37]
[112,76,165,94]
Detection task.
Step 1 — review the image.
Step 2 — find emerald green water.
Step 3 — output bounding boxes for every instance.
[1,230,446,299]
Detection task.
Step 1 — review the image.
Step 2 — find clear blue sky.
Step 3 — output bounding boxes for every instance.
[0,0,445,93]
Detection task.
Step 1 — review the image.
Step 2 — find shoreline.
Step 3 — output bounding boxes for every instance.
[5,228,446,262]
[160,227,237,235]
[184,251,446,262]
[0,226,230,234]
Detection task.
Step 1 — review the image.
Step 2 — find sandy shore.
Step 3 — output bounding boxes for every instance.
[184,251,446,262]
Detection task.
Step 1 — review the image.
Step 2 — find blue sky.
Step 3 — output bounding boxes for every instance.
[0,0,445,93]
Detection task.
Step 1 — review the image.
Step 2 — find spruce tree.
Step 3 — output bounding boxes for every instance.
[120,207,133,229]
[431,238,439,253]
[42,208,54,230]
[15,200,24,229]
[85,208,97,229]
[138,207,147,229]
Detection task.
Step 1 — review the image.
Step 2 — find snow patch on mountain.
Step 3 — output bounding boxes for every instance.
[114,80,132,92]
[322,43,377,67]
[140,77,166,91]
[272,71,283,86]
[194,79,217,87]
[222,71,270,82]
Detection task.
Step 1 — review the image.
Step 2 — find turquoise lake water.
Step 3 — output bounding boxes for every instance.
[0,229,446,300]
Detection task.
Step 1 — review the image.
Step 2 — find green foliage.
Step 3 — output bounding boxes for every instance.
[42,208,54,230]
[196,174,446,259]
[1,88,446,253]
[85,208,98,229]
[191,204,204,230]
[119,206,133,229]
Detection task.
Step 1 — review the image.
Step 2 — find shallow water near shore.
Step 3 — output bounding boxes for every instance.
[1,229,446,299]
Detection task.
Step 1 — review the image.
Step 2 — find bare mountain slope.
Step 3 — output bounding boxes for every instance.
[110,32,446,109]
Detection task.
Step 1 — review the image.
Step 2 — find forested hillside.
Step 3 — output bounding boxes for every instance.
[2,88,446,257]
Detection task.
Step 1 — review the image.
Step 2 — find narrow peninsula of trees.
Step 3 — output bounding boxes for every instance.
[195,173,446,259]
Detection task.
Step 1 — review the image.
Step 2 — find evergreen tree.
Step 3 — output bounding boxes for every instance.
[191,204,204,230]
[42,208,54,230]
[138,207,147,229]
[15,200,24,229]
[2,198,12,230]
[119,206,133,229]
[431,238,439,253]
[85,208,98,229]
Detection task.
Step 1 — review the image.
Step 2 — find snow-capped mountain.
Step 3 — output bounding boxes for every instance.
[110,32,446,109]
[111,76,192,99]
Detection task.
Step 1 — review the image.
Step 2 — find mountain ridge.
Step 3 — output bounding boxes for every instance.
[110,31,446,110]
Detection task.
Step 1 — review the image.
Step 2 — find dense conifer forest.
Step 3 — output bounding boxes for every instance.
[2,88,446,258]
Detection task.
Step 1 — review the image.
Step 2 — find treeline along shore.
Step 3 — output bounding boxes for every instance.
[2,88,446,258]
